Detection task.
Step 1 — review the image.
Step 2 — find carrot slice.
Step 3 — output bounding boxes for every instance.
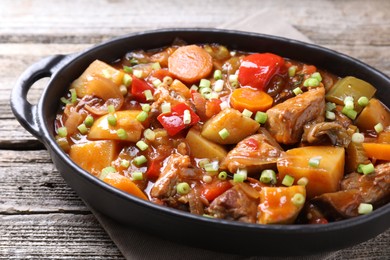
[102,172,148,201]
[168,45,213,84]
[362,143,390,161]
[230,87,273,113]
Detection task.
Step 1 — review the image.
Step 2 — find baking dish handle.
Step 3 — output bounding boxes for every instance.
[10,55,67,141]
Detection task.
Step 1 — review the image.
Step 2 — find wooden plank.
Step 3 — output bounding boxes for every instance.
[0,150,87,213]
[0,214,124,259]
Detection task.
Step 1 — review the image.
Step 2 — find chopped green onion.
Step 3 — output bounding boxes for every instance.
[325,111,336,120]
[60,97,70,104]
[297,177,309,186]
[136,111,148,122]
[374,123,384,133]
[144,90,154,101]
[358,96,369,107]
[352,132,365,143]
[57,127,68,137]
[141,103,151,112]
[291,193,306,206]
[259,169,276,184]
[311,72,322,82]
[229,74,238,83]
[190,85,199,92]
[183,109,191,125]
[133,69,143,78]
[202,175,213,183]
[288,66,297,77]
[213,79,224,92]
[107,114,117,126]
[309,156,321,168]
[130,58,138,65]
[198,159,210,168]
[151,62,161,70]
[218,128,230,140]
[119,85,128,95]
[344,96,354,104]
[358,203,373,214]
[358,163,375,175]
[100,166,117,179]
[282,175,295,187]
[214,70,222,80]
[120,159,130,168]
[163,76,173,86]
[123,74,132,86]
[161,102,171,114]
[344,100,354,110]
[200,87,212,96]
[204,161,219,172]
[133,155,147,166]
[70,89,77,103]
[123,65,133,73]
[107,104,115,113]
[326,102,337,111]
[176,182,191,195]
[136,140,149,151]
[292,87,303,96]
[242,109,253,118]
[199,79,211,89]
[143,128,155,141]
[77,123,88,134]
[84,115,94,127]
[303,78,319,87]
[218,171,227,180]
[102,69,111,79]
[255,111,268,124]
[235,168,247,182]
[131,171,143,181]
[233,173,245,183]
[342,106,358,120]
[152,79,162,87]
[117,128,128,139]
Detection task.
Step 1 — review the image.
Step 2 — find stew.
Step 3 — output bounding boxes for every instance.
[55,41,390,225]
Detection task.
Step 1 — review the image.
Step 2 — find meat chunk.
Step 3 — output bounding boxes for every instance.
[341,162,390,206]
[206,184,258,223]
[150,153,191,198]
[221,128,284,174]
[302,122,351,147]
[311,162,390,219]
[266,87,325,144]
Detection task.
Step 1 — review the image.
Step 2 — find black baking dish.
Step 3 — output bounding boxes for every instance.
[10,28,390,256]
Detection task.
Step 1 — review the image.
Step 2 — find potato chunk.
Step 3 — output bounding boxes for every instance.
[69,140,118,176]
[185,128,228,161]
[71,59,125,97]
[88,110,144,142]
[201,108,260,144]
[277,146,345,199]
[258,186,306,224]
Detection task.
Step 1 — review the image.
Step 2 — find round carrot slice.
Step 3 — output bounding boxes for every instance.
[230,87,273,113]
[168,45,213,84]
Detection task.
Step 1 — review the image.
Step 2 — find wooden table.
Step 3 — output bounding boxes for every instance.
[1,0,389,258]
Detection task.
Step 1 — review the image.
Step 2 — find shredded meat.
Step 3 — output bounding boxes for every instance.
[221,129,284,175]
[206,184,258,223]
[265,87,326,144]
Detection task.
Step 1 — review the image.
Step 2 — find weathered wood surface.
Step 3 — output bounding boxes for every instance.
[1,0,389,259]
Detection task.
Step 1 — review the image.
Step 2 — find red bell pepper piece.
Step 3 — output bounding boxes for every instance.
[157,103,200,136]
[131,76,155,102]
[238,53,285,91]
[146,158,163,180]
[201,180,232,202]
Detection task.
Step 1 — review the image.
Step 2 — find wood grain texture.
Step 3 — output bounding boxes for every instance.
[1,0,389,258]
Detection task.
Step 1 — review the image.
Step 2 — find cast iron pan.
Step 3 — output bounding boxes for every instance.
[10,28,390,256]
